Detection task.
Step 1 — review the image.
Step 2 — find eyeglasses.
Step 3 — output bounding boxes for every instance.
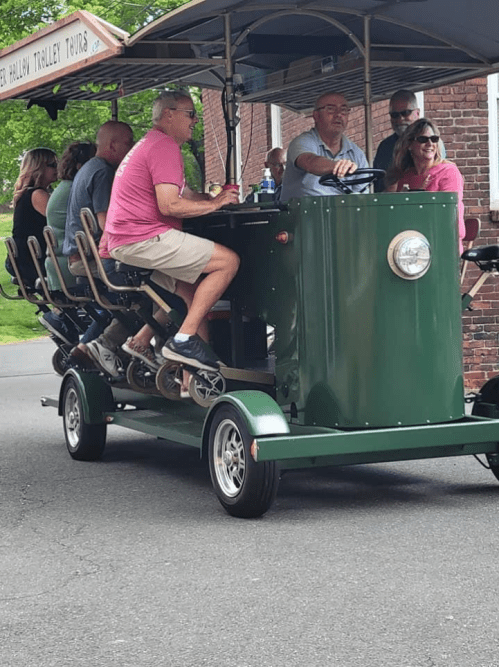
[172,108,197,119]
[389,109,415,120]
[414,135,440,144]
[47,162,58,168]
[315,104,350,116]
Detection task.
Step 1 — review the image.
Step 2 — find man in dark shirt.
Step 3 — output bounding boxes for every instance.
[373,90,420,192]
[62,120,134,273]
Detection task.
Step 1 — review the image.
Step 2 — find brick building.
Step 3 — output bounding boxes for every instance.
[203,79,497,391]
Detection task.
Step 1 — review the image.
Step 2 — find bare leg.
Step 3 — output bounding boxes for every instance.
[175,244,239,337]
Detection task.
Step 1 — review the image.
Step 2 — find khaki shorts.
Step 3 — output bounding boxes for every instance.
[110,228,214,294]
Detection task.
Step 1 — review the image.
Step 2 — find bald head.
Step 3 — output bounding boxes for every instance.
[96,121,134,166]
[265,147,286,186]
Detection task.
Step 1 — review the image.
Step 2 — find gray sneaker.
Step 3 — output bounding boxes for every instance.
[86,341,123,377]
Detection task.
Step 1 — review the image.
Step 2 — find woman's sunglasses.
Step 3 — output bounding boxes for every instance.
[414,135,439,144]
[47,161,58,168]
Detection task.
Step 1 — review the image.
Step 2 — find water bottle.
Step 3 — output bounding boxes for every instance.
[260,167,275,194]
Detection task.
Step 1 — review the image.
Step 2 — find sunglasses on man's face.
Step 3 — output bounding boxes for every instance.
[172,108,197,119]
[389,109,414,120]
[414,135,440,144]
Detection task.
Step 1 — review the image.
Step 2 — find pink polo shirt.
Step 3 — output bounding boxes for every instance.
[106,128,185,252]
[397,161,465,254]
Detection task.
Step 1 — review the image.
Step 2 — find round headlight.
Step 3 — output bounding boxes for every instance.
[387,231,431,280]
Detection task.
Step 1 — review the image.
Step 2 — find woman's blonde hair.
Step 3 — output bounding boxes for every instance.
[385,118,444,188]
[13,147,57,206]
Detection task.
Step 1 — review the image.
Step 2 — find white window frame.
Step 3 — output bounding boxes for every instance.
[415,91,424,116]
[488,74,499,208]
[270,104,282,147]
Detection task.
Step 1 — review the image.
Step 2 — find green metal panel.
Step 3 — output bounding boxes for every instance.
[290,192,463,427]
[253,415,499,463]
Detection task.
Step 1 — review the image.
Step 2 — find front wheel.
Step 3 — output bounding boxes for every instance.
[472,376,499,481]
[62,377,107,460]
[208,404,279,518]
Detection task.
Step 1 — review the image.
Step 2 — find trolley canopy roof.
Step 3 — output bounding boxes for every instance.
[1,0,499,111]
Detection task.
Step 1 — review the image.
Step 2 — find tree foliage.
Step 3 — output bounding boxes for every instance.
[0,0,204,204]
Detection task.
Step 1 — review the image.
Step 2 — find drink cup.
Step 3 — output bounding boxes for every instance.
[222,184,240,193]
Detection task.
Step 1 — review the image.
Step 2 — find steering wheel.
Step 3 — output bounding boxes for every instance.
[318,168,386,194]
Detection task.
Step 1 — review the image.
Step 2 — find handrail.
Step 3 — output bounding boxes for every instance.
[43,226,90,303]
[4,237,50,305]
[78,207,174,316]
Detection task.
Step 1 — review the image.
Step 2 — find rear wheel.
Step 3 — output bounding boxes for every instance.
[472,376,499,481]
[62,378,107,460]
[208,404,279,518]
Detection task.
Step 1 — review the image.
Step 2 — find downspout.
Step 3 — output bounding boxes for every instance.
[363,14,373,165]
[224,12,239,184]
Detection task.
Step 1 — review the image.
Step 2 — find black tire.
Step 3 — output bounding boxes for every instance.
[62,377,107,461]
[208,404,279,518]
[472,376,499,481]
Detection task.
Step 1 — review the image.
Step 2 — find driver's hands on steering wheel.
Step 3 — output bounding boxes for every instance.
[330,159,358,179]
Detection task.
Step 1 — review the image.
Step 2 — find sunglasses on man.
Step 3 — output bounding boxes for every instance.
[413,135,440,144]
[172,108,198,119]
[389,109,415,120]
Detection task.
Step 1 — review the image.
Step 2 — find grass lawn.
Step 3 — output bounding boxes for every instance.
[0,213,49,344]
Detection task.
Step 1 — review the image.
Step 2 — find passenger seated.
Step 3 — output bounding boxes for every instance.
[44,140,110,350]
[61,121,135,375]
[5,147,79,345]
[105,90,239,382]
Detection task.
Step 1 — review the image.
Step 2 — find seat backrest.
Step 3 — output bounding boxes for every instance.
[463,217,480,243]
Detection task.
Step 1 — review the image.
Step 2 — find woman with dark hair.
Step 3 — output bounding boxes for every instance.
[45,141,96,291]
[6,147,58,285]
[385,118,465,253]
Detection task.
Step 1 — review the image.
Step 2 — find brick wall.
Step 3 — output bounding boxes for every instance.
[203,80,499,390]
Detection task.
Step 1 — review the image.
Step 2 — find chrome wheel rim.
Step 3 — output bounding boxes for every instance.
[213,418,246,497]
[64,387,81,450]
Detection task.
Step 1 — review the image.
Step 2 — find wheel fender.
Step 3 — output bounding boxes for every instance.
[59,369,114,424]
[201,390,290,459]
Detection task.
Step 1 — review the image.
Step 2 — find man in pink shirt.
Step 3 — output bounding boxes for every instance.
[106,90,240,371]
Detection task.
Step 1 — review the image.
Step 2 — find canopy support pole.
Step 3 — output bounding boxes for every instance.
[224,12,239,184]
[363,14,373,165]
[111,98,118,121]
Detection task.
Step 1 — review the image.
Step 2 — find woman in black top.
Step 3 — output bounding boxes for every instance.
[6,147,58,285]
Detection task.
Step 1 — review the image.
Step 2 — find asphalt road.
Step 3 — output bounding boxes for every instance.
[1,338,499,667]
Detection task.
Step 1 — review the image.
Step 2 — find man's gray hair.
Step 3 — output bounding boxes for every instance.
[389,89,418,108]
[152,90,193,124]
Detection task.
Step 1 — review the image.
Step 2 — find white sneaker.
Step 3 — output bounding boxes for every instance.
[86,341,123,377]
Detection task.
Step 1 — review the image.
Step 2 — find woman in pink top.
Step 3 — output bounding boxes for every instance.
[385,118,465,253]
